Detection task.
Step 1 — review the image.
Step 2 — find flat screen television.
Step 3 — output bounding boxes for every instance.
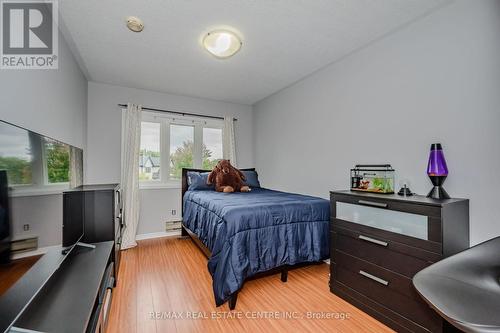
[0,120,84,333]
[0,170,10,263]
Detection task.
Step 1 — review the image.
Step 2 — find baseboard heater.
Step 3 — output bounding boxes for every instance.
[165,221,182,232]
[10,237,38,254]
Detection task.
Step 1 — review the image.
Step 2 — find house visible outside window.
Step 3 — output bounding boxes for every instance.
[139,122,160,181]
[139,111,224,187]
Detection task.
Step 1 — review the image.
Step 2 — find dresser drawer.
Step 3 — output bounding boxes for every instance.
[331,193,441,218]
[331,194,443,250]
[331,280,439,333]
[332,251,442,331]
[332,217,441,254]
[332,228,440,277]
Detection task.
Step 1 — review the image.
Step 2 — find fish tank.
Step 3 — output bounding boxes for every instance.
[350,164,395,194]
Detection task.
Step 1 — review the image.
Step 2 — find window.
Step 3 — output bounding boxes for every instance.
[169,124,194,180]
[139,112,224,186]
[203,127,223,170]
[139,122,160,181]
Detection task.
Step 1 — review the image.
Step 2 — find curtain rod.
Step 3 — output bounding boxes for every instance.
[117,104,237,121]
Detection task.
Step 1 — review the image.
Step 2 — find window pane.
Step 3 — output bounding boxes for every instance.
[0,122,33,185]
[203,128,223,170]
[140,122,161,181]
[169,124,194,180]
[45,139,70,183]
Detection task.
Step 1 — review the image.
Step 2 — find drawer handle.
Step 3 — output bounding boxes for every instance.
[359,270,389,286]
[358,200,388,208]
[358,235,388,247]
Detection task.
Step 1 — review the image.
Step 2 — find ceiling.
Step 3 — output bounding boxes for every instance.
[59,0,449,105]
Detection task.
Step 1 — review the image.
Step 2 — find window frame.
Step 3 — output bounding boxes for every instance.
[139,111,224,189]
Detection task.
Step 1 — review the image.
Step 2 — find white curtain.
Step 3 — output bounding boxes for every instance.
[223,116,237,166]
[69,146,83,189]
[120,103,142,249]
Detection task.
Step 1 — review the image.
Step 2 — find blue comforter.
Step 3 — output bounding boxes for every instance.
[182,188,330,306]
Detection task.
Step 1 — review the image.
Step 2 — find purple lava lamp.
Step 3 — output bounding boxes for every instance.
[426,143,450,199]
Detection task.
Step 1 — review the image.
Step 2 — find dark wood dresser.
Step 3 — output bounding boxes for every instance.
[329,190,469,333]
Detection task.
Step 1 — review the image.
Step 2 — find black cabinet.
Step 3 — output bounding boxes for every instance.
[329,190,469,333]
[63,184,123,283]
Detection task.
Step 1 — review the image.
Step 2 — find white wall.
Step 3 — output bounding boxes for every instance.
[86,82,254,235]
[10,194,63,247]
[253,0,500,246]
[0,30,88,149]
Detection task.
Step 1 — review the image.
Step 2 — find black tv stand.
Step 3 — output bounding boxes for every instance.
[61,241,96,255]
[76,242,97,249]
[11,241,114,333]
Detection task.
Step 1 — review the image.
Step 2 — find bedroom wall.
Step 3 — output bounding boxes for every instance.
[10,194,63,248]
[0,31,87,149]
[86,82,254,235]
[253,0,500,246]
[0,29,88,248]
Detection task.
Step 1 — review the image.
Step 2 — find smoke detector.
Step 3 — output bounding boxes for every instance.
[126,16,144,32]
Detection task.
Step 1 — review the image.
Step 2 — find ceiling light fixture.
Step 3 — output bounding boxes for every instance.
[126,16,144,32]
[202,30,242,59]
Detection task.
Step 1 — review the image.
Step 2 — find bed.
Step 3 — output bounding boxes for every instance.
[181,168,330,309]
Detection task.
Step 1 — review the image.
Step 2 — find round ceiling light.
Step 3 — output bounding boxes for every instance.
[126,16,144,32]
[202,30,242,59]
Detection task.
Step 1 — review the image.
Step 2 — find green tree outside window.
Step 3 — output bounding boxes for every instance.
[170,141,219,179]
[45,142,70,183]
[0,157,32,185]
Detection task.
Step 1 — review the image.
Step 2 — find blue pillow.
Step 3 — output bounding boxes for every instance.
[242,170,260,188]
[187,171,214,191]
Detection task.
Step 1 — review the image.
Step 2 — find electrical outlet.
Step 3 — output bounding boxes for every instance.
[23,224,30,231]
[171,209,176,216]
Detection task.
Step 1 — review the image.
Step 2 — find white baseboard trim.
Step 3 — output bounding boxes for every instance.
[135,230,180,241]
[12,231,181,258]
[11,244,61,260]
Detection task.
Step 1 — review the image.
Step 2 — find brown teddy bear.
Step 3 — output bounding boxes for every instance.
[207,160,250,193]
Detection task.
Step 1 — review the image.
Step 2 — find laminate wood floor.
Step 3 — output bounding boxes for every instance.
[0,255,41,296]
[107,236,393,333]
